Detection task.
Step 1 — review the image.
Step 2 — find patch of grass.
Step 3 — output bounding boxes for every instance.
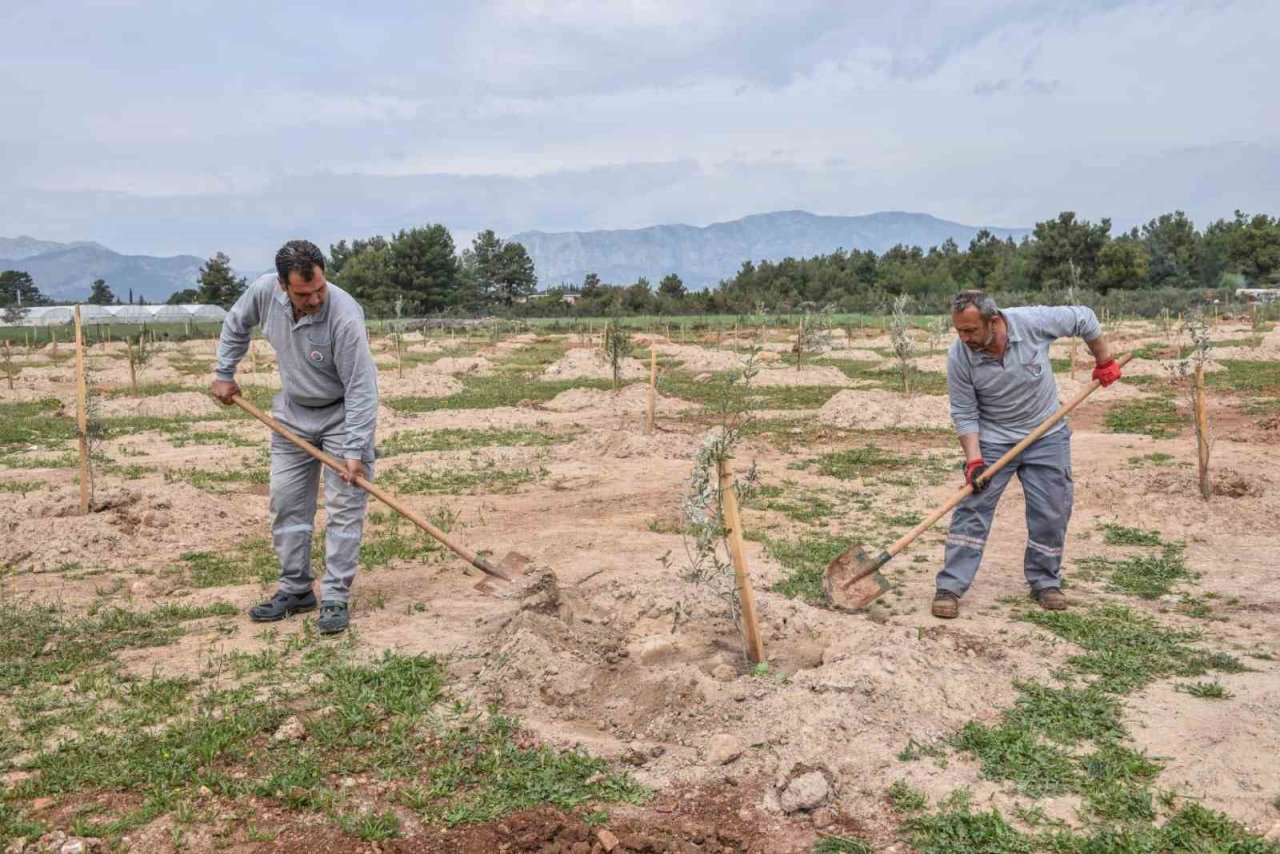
[1003,681,1125,744]
[0,398,74,457]
[813,835,874,854]
[817,359,949,395]
[765,533,848,604]
[887,780,928,812]
[335,809,401,841]
[757,483,838,525]
[1079,545,1192,600]
[902,791,1035,854]
[163,465,270,492]
[797,446,906,479]
[380,427,573,456]
[951,719,1079,797]
[1177,680,1234,699]
[1104,396,1181,439]
[170,539,278,588]
[0,479,39,493]
[660,370,845,410]
[1126,452,1176,466]
[1100,523,1164,547]
[1207,359,1280,395]
[388,375,615,412]
[1020,604,1246,694]
[379,464,546,495]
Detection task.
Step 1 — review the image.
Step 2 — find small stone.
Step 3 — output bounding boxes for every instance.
[712,664,736,682]
[595,828,620,852]
[638,636,678,666]
[779,771,829,813]
[730,685,749,702]
[707,734,743,765]
[865,605,891,625]
[197,785,212,798]
[31,797,53,810]
[59,841,85,854]
[270,715,306,744]
[140,510,169,528]
[811,807,836,829]
[693,373,714,383]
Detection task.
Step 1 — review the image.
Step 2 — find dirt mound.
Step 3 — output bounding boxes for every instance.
[377,370,463,399]
[1055,375,1151,401]
[0,483,259,574]
[570,428,702,460]
[431,355,494,375]
[543,348,648,381]
[542,384,693,414]
[817,389,951,430]
[1212,468,1266,498]
[99,391,223,418]
[751,366,851,387]
[1125,358,1224,378]
[655,345,753,373]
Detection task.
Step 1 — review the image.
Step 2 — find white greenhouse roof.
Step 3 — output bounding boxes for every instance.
[11,304,227,326]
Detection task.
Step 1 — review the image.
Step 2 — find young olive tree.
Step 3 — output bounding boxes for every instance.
[889,294,916,395]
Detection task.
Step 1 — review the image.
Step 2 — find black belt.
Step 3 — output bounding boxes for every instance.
[291,397,343,409]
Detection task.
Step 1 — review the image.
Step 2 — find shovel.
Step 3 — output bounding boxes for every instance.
[824,352,1134,610]
[229,394,529,584]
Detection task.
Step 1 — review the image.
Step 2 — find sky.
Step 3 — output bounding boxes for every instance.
[1,0,1277,268]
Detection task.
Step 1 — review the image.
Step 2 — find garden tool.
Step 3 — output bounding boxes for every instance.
[230,394,528,584]
[824,352,1135,610]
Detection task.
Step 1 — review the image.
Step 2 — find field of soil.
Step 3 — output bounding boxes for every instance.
[1,319,1278,853]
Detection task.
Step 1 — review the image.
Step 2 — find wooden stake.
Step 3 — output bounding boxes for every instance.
[1194,364,1211,500]
[73,306,91,514]
[3,340,13,390]
[717,457,765,664]
[645,344,657,436]
[51,327,58,354]
[127,337,138,395]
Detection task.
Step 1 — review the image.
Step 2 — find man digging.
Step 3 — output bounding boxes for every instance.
[211,240,378,635]
[932,290,1121,619]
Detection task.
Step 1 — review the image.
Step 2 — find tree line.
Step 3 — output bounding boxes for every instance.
[3,209,1278,320]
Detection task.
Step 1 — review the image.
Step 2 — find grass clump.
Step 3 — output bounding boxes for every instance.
[379,427,572,456]
[1100,523,1164,547]
[1104,397,1181,439]
[765,533,848,604]
[379,464,546,495]
[1079,545,1192,600]
[1020,604,1246,694]
[887,780,929,812]
[1177,680,1234,700]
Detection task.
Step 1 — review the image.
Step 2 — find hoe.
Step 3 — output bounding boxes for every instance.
[231,394,529,586]
[824,353,1134,610]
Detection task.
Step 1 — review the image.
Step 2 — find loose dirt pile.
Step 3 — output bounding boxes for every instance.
[376,370,463,399]
[543,348,649,381]
[817,389,951,430]
[541,384,694,414]
[0,483,259,575]
[431,355,494,375]
[751,366,851,387]
[98,391,223,418]
[655,344,754,372]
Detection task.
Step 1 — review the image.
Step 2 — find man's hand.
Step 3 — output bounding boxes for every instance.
[340,458,366,485]
[211,379,240,405]
[1092,358,1122,387]
[965,458,989,493]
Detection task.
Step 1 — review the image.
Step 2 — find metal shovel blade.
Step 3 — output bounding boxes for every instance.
[823,542,892,610]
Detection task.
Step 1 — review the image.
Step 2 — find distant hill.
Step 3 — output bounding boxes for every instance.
[0,242,207,302]
[510,210,1030,289]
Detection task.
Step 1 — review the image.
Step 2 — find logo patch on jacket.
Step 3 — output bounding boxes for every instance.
[309,350,325,363]
[1025,359,1042,377]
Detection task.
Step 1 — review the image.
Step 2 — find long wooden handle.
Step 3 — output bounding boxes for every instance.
[229,394,510,580]
[885,352,1134,559]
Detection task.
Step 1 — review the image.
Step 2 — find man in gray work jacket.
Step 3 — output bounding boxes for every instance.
[211,240,378,634]
[932,290,1121,619]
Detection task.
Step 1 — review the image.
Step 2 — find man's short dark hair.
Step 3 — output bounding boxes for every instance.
[275,240,326,285]
[951,289,999,320]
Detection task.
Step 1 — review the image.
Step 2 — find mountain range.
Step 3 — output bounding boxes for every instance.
[0,238,208,303]
[2,210,1030,301]
[511,210,1030,289]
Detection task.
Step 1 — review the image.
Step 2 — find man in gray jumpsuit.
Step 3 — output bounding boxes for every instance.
[211,240,378,634]
[932,290,1121,619]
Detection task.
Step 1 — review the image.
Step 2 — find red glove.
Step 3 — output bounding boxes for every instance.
[1092,358,1122,387]
[965,458,989,493]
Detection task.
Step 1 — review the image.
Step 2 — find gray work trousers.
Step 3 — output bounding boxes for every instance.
[269,394,373,604]
[936,426,1073,597]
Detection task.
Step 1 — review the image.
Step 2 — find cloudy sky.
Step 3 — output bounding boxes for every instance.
[2,0,1276,267]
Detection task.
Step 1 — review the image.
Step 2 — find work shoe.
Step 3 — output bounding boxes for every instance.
[317,601,350,635]
[931,590,960,619]
[249,589,316,622]
[1033,587,1068,611]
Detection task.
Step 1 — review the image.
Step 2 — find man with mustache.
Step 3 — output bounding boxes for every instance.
[932,290,1120,619]
[210,240,378,635]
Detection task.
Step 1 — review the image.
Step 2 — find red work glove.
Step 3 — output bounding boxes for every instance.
[965,458,989,493]
[1092,358,1121,387]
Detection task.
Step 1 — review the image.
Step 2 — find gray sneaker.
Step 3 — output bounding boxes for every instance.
[249,589,316,622]
[317,600,349,635]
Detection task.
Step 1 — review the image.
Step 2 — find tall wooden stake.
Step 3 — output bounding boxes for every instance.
[127,337,138,395]
[716,457,766,664]
[74,306,91,513]
[3,340,13,390]
[645,344,657,435]
[1194,364,1211,500]
[51,327,58,354]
